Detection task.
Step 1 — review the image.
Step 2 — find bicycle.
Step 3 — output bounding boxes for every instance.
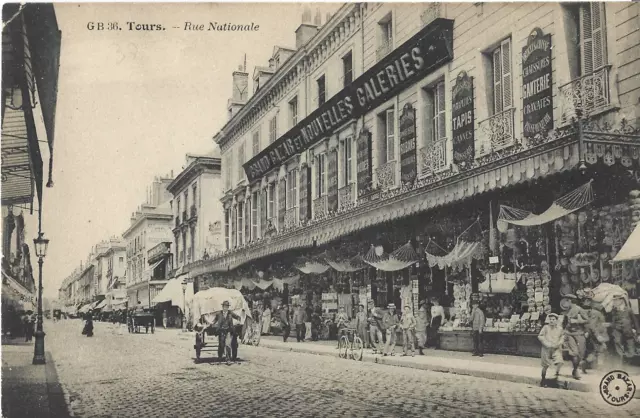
[337,328,364,361]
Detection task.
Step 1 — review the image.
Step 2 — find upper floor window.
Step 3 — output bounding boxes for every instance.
[224,153,232,191]
[251,192,259,240]
[377,14,393,61]
[192,183,197,208]
[424,81,447,145]
[237,142,245,183]
[253,130,261,155]
[289,97,298,127]
[269,116,277,144]
[379,108,395,164]
[491,38,513,114]
[317,76,326,107]
[119,256,124,265]
[267,183,275,219]
[237,201,244,246]
[342,51,353,87]
[286,169,298,209]
[316,153,327,197]
[183,190,189,212]
[567,3,607,77]
[224,209,230,250]
[176,197,181,216]
[343,136,353,186]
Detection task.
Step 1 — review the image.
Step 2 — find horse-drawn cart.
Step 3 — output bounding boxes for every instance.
[128,311,156,334]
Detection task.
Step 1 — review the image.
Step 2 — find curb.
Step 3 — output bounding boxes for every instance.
[45,352,72,418]
[255,341,639,398]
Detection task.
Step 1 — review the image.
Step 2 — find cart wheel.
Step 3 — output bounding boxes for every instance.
[351,336,364,361]
[151,324,155,334]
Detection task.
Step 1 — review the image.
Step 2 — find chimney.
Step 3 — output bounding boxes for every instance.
[296,9,319,49]
[228,59,249,120]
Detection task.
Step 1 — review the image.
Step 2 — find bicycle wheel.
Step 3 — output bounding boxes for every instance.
[338,335,349,359]
[350,336,364,361]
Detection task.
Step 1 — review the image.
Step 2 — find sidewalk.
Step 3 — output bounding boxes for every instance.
[257,335,640,398]
[1,339,70,418]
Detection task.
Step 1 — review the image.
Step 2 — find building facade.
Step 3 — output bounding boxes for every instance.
[169,151,224,271]
[123,176,174,307]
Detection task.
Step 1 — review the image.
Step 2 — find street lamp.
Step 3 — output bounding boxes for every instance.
[181,279,187,332]
[32,233,49,365]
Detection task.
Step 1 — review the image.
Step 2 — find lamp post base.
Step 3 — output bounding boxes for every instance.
[32,330,46,365]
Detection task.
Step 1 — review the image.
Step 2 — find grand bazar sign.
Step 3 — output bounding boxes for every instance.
[244,18,454,182]
[522,28,553,138]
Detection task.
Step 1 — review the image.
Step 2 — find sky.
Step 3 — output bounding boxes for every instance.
[32,2,340,299]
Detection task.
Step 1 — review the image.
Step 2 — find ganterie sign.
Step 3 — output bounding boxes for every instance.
[522,28,553,138]
[399,103,417,186]
[299,165,311,221]
[327,149,338,212]
[451,71,474,166]
[243,19,455,182]
[356,129,372,197]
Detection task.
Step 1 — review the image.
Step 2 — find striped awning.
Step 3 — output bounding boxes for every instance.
[1,103,35,205]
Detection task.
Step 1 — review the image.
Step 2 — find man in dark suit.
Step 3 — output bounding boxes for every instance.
[212,301,241,362]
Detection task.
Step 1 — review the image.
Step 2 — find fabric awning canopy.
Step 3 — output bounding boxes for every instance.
[94,300,107,310]
[143,259,165,280]
[612,224,640,262]
[78,303,92,314]
[362,242,419,272]
[151,276,193,307]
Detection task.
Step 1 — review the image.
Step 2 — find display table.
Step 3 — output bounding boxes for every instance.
[438,330,541,358]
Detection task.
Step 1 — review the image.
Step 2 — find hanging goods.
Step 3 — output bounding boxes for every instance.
[362,241,419,272]
[497,180,594,231]
[613,224,640,262]
[425,219,485,272]
[295,255,330,274]
[323,250,367,272]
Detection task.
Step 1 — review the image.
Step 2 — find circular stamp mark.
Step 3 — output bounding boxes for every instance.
[599,370,636,406]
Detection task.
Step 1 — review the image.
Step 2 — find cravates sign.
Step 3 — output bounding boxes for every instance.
[522,28,553,138]
[399,103,417,186]
[356,129,372,197]
[243,19,454,182]
[451,71,474,166]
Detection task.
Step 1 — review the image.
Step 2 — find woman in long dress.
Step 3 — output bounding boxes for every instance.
[261,306,271,335]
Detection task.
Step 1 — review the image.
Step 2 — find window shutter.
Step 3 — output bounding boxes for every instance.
[591,2,606,71]
[492,48,503,113]
[245,199,251,242]
[424,94,435,149]
[386,110,395,162]
[436,82,447,141]
[580,4,594,75]
[278,179,286,229]
[501,38,512,109]
[261,190,267,235]
[231,208,237,248]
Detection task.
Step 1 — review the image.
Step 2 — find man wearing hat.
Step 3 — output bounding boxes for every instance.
[582,296,608,373]
[561,294,588,380]
[382,304,399,356]
[212,300,241,362]
[367,300,384,353]
[415,300,429,355]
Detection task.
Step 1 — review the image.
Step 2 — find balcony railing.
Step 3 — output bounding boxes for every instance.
[284,207,298,230]
[421,2,441,26]
[420,139,447,177]
[338,183,355,211]
[559,66,611,125]
[313,195,328,220]
[376,40,392,62]
[477,108,516,157]
[190,205,197,219]
[376,160,396,190]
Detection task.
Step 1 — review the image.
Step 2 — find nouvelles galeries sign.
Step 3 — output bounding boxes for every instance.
[243,18,454,183]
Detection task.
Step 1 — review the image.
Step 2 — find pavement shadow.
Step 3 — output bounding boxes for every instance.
[193,357,247,365]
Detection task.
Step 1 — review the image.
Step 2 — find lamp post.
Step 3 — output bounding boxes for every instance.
[32,233,49,365]
[181,279,187,332]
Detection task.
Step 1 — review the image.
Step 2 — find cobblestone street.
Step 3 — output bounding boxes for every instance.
[45,320,639,418]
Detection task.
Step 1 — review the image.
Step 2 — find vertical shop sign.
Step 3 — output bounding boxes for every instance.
[278,179,286,231]
[356,129,373,197]
[522,28,553,138]
[452,71,474,166]
[299,164,311,221]
[327,148,339,213]
[399,103,417,186]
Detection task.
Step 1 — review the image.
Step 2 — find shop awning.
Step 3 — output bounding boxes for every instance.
[2,270,34,300]
[78,303,92,314]
[151,275,193,307]
[94,300,107,310]
[613,224,640,262]
[143,259,165,281]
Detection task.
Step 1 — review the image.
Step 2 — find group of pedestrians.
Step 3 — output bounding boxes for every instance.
[277,303,321,343]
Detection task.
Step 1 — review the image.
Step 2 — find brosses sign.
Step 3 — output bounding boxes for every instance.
[243,18,454,182]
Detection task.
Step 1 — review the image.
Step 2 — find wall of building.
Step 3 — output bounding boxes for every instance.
[199,172,225,257]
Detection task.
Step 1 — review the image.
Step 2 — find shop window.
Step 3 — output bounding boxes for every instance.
[489,38,513,115]
[317,75,326,106]
[251,191,259,240]
[269,116,277,144]
[253,130,261,156]
[342,51,353,87]
[237,142,245,183]
[289,97,298,127]
[379,108,395,164]
[287,169,298,209]
[316,153,327,197]
[343,136,353,186]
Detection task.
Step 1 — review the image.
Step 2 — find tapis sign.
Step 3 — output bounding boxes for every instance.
[244,19,454,182]
[451,71,474,166]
